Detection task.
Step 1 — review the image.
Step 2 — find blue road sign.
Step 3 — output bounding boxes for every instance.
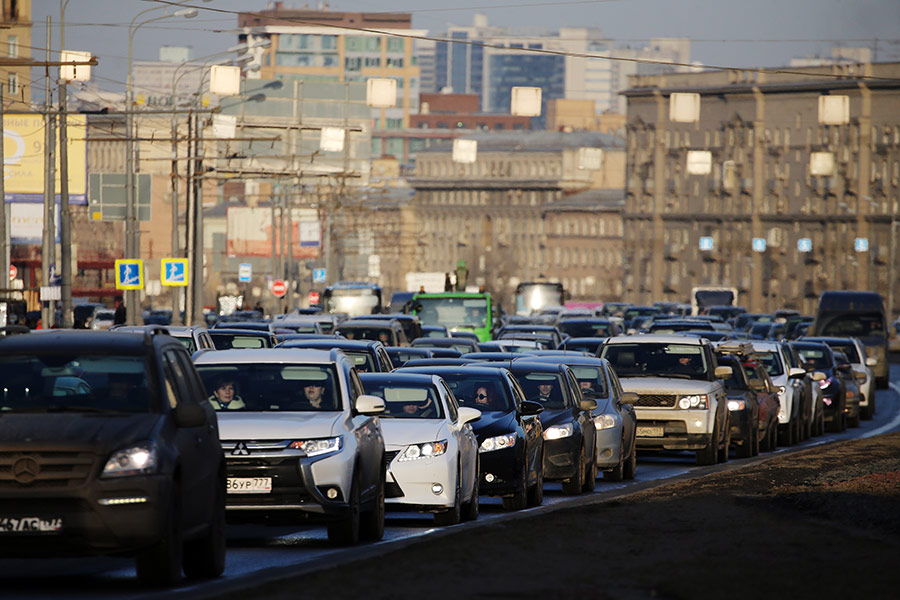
[699,236,714,251]
[115,259,144,290]
[854,237,869,252]
[161,258,188,287]
[752,238,767,253]
[798,238,812,253]
[313,268,326,283]
[238,263,252,283]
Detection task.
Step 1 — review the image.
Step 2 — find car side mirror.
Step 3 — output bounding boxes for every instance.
[519,400,544,416]
[788,367,806,380]
[457,406,482,425]
[174,402,207,428]
[865,357,877,367]
[620,392,638,405]
[579,399,598,412]
[748,378,766,392]
[811,371,826,382]
[836,363,852,373]
[355,394,385,416]
[714,365,733,379]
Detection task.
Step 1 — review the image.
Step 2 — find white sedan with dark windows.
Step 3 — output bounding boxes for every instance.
[194,348,387,546]
[359,373,481,525]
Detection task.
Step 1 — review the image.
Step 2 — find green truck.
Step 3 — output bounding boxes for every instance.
[412,291,496,342]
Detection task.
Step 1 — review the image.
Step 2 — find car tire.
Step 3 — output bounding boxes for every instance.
[501,462,528,511]
[360,458,385,541]
[582,448,598,492]
[328,472,360,545]
[848,409,860,428]
[816,410,825,436]
[736,424,754,459]
[526,455,543,507]
[696,423,718,466]
[462,457,480,521]
[434,469,462,526]
[717,415,731,464]
[561,447,585,494]
[182,473,226,579]
[604,436,626,482]
[136,490,183,587]
[623,434,637,480]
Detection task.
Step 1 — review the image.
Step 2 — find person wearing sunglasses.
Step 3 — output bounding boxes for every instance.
[474,385,494,409]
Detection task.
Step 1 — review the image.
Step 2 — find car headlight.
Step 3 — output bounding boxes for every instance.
[593,414,617,430]
[677,394,708,409]
[397,440,448,461]
[727,400,746,411]
[102,443,158,478]
[289,436,343,457]
[543,423,574,440]
[479,433,517,453]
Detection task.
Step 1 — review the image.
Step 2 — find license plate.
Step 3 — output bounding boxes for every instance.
[637,426,665,437]
[226,477,272,494]
[0,517,62,533]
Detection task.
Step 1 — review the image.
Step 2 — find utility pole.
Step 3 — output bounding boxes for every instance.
[191,112,205,323]
[185,110,196,325]
[41,17,58,329]
[59,1,73,328]
[0,84,6,299]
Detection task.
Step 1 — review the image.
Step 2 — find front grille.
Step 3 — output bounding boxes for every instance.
[0,450,96,490]
[226,456,312,507]
[635,394,677,408]
[385,450,400,466]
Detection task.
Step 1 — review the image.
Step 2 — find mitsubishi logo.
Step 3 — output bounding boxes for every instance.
[231,442,250,456]
[12,456,40,485]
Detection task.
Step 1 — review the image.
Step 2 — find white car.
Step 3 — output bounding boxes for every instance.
[748,341,809,445]
[193,348,386,546]
[359,372,481,525]
[803,336,877,421]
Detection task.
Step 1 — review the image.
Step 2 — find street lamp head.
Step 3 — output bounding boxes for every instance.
[174,8,198,18]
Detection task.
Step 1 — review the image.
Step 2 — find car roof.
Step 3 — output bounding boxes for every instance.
[603,334,705,345]
[505,361,568,375]
[359,372,437,385]
[397,365,511,378]
[194,348,341,365]
[281,338,382,350]
[337,320,397,327]
[522,355,608,367]
[0,330,163,353]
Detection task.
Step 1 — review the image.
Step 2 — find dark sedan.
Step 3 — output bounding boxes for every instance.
[396,365,544,511]
[792,341,847,432]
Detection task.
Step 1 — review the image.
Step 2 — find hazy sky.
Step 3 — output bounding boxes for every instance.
[31,0,900,95]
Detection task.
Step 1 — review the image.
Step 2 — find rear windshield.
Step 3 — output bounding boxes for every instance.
[209,332,271,350]
[196,363,340,411]
[359,381,444,419]
[0,354,150,413]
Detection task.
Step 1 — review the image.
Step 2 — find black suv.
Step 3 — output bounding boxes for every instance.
[0,330,225,586]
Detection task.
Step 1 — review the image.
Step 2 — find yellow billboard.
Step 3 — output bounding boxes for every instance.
[3,114,87,201]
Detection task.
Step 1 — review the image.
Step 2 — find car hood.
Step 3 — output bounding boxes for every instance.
[380,419,445,449]
[619,376,715,393]
[0,413,161,454]
[538,407,574,428]
[470,410,516,439]
[217,411,343,440]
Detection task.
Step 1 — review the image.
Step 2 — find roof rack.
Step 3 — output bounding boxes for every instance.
[714,341,756,356]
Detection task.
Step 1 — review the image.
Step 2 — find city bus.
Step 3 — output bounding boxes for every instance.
[811,290,889,389]
[514,281,565,316]
[321,281,383,317]
[411,291,495,342]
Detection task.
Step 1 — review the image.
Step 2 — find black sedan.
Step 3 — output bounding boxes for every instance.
[396,365,544,510]
[792,341,847,432]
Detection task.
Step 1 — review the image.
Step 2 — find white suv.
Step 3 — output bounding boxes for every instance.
[194,348,386,545]
[748,341,809,445]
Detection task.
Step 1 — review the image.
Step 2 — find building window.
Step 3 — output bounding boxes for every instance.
[365,57,381,67]
[8,73,18,95]
[346,37,362,52]
[8,36,18,58]
[386,57,404,68]
[367,37,382,52]
[387,38,404,53]
[321,35,337,50]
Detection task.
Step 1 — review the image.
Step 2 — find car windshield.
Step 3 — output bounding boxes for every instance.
[795,347,831,369]
[818,313,885,338]
[338,351,376,373]
[176,336,197,353]
[360,382,444,419]
[569,365,609,397]
[518,373,569,409]
[196,363,340,411]
[336,326,394,344]
[416,297,487,328]
[434,373,513,412]
[829,342,861,363]
[0,355,150,413]
[753,351,784,377]
[601,343,708,380]
[717,359,746,391]
[558,321,613,337]
[209,332,270,350]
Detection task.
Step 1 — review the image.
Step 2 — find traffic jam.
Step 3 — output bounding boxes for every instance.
[0,284,893,587]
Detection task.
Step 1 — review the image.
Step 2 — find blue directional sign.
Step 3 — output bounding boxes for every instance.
[238,263,252,283]
[312,268,327,283]
[699,236,714,251]
[161,258,188,287]
[752,238,767,253]
[797,238,812,253]
[854,237,869,252]
[115,259,144,290]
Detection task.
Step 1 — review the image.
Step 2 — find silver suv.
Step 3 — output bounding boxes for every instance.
[600,335,732,465]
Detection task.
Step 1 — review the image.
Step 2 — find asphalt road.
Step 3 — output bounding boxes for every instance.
[3,362,899,600]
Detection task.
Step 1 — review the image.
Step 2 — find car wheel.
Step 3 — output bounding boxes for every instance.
[696,422,718,466]
[328,472,360,545]
[501,462,528,511]
[136,490,183,587]
[360,457,385,541]
[582,447,598,492]
[434,469,462,526]
[561,447,585,494]
[462,457,480,521]
[816,410,825,436]
[604,435,626,482]
[182,472,226,579]
[736,423,754,459]
[623,434,637,480]
[526,454,544,507]
[717,415,731,463]
[848,409,861,428]
[838,402,848,432]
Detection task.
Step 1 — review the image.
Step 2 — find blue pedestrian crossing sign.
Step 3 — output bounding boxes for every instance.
[854,237,869,252]
[115,259,144,290]
[699,236,714,251]
[313,268,327,283]
[161,258,189,287]
[797,238,812,253]
[752,238,767,253]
